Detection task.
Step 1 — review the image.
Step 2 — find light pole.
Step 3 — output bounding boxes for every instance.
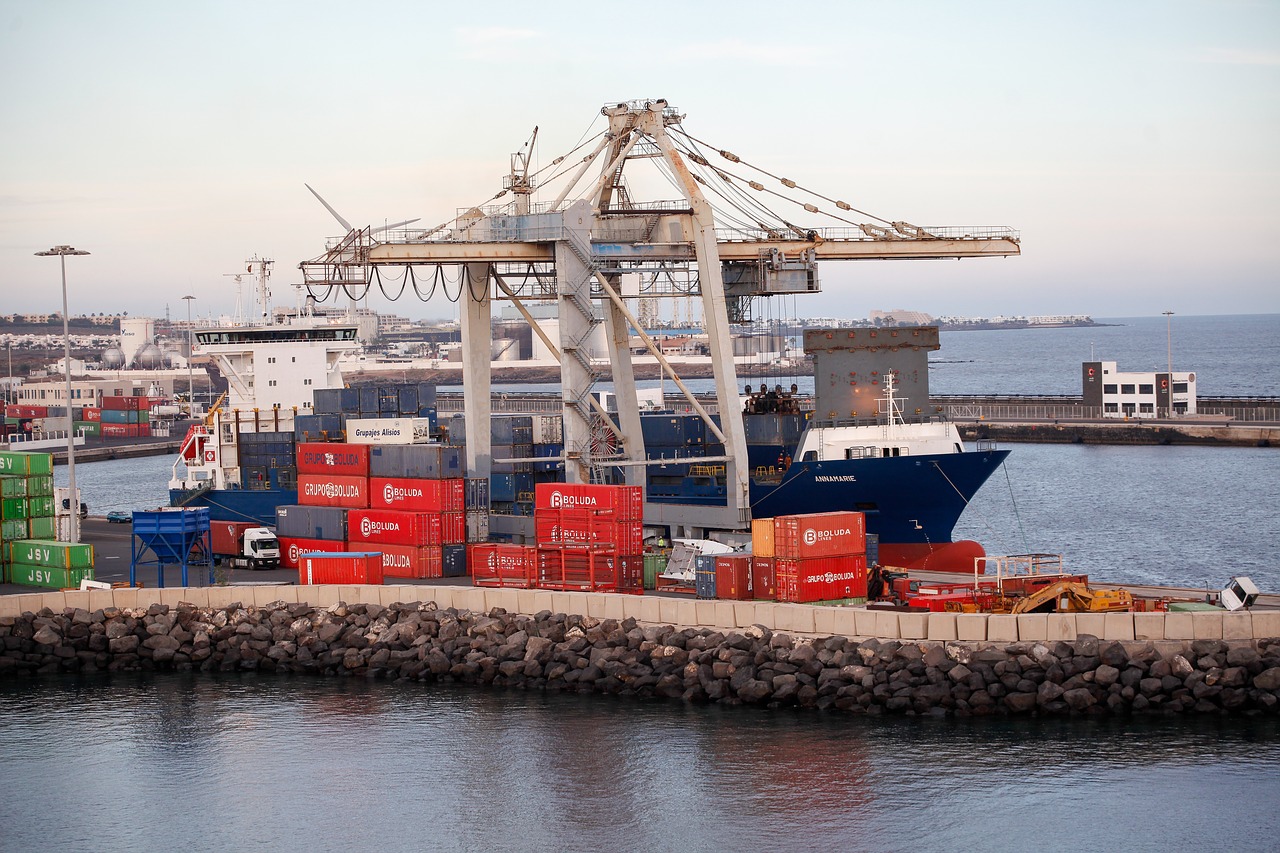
[35,245,89,543]
[1162,310,1175,418]
[182,295,196,416]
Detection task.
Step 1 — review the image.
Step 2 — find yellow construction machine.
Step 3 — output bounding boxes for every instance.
[1009,580,1134,614]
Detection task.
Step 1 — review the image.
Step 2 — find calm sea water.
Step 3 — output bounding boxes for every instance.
[1,674,1277,853]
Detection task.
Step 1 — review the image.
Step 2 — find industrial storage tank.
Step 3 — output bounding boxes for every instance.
[101,347,126,369]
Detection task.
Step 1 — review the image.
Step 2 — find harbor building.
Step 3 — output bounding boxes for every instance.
[1082,360,1197,418]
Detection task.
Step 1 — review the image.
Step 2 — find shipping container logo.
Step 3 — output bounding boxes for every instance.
[813,475,857,483]
[302,450,361,467]
[548,489,597,508]
[304,481,362,499]
[803,527,853,546]
[383,483,424,503]
[360,516,401,537]
[288,543,301,563]
[383,553,411,568]
[807,571,861,584]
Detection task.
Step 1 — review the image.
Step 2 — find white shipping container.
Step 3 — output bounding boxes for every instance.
[346,417,432,445]
[532,414,563,445]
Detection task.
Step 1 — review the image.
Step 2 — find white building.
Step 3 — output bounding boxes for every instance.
[1082,360,1197,418]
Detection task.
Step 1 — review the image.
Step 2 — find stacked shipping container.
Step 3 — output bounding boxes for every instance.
[753,511,868,604]
[0,451,89,587]
[531,482,643,594]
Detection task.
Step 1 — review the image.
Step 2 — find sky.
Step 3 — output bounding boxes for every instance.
[1,0,1277,324]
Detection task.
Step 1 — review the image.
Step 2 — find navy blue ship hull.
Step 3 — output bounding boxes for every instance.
[170,487,295,528]
[749,448,1009,541]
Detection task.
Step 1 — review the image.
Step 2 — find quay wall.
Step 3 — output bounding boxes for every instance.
[3,589,1279,717]
[2,585,1279,644]
[960,421,1277,448]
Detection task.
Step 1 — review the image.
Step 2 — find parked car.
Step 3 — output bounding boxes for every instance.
[106,511,132,524]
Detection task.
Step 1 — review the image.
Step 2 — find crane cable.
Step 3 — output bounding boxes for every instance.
[673,128,897,227]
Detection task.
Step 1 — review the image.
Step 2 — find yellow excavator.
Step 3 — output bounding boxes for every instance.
[1009,580,1134,614]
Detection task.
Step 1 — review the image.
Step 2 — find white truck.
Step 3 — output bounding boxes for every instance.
[211,522,281,570]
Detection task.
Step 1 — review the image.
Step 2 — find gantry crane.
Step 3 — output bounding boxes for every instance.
[298,98,1019,536]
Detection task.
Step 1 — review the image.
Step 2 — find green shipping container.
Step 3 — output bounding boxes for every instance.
[6,563,94,589]
[27,516,57,539]
[0,451,53,476]
[1,518,27,540]
[643,551,668,590]
[75,421,102,437]
[25,475,54,497]
[6,539,94,570]
[1,498,29,520]
[0,476,26,498]
[26,496,55,518]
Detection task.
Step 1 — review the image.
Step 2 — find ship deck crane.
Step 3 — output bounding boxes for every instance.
[298,99,1020,536]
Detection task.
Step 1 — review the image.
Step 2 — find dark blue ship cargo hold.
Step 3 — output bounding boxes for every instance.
[275,504,348,541]
[368,444,465,479]
[744,413,808,445]
[695,555,718,599]
[443,543,467,577]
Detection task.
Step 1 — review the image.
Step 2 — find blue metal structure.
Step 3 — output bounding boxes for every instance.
[130,508,213,588]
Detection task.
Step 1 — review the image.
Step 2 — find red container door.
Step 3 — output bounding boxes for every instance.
[714,555,752,600]
[297,474,370,508]
[751,557,776,601]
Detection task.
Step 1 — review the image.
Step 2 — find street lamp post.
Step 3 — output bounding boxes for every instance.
[35,245,89,544]
[1162,310,1175,418]
[182,295,196,416]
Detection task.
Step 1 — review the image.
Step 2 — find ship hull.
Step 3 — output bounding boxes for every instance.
[170,487,296,528]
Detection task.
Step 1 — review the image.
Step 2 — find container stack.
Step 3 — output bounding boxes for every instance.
[532,482,643,594]
[5,539,95,589]
[238,431,296,491]
[448,413,562,543]
[362,443,466,580]
[1,451,58,580]
[754,510,868,604]
[99,395,151,439]
[310,382,438,436]
[275,504,350,569]
[74,405,102,438]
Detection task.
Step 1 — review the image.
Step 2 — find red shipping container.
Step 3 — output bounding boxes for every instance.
[752,557,776,601]
[775,554,868,603]
[346,508,465,547]
[209,520,258,557]
[101,395,146,410]
[279,536,346,570]
[534,548,621,592]
[617,554,644,595]
[298,551,384,585]
[296,442,370,476]
[715,555,753,601]
[101,423,144,438]
[6,405,48,418]
[368,477,464,512]
[80,407,101,422]
[773,511,866,559]
[534,508,643,553]
[358,542,443,579]
[298,473,370,508]
[470,543,537,588]
[534,482,642,522]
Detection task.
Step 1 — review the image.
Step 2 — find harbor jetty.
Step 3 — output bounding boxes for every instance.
[3,589,1278,717]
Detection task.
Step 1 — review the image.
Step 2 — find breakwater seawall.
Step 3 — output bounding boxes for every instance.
[4,591,1278,718]
[960,421,1277,448]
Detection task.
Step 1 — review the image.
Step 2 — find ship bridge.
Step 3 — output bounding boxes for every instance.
[297,99,1019,535]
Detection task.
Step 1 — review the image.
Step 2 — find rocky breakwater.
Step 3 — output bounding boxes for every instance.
[2,600,1280,717]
